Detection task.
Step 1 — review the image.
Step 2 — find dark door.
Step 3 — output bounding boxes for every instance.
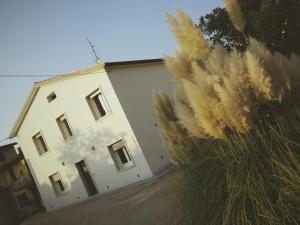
[75,160,98,196]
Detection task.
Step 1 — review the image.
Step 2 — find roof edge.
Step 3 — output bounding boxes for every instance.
[9,86,39,138]
[9,64,105,138]
[0,142,17,149]
[104,58,163,69]
[9,58,163,137]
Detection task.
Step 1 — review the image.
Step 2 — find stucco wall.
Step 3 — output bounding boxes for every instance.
[1,145,17,161]
[107,63,174,174]
[16,69,153,211]
[2,160,27,185]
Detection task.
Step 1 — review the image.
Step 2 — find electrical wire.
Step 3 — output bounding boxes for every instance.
[0,137,9,143]
[0,75,57,77]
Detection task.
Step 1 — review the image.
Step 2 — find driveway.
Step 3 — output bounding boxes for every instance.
[23,167,182,225]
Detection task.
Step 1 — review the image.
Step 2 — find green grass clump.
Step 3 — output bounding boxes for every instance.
[181,103,300,225]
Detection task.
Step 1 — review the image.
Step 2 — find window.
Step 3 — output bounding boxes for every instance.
[56,114,74,140]
[108,140,134,170]
[32,132,49,156]
[16,192,30,208]
[47,92,56,103]
[86,88,110,120]
[49,172,66,196]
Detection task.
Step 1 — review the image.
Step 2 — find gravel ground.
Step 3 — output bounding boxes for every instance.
[22,167,183,225]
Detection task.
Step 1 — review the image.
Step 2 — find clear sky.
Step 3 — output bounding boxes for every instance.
[0,0,223,142]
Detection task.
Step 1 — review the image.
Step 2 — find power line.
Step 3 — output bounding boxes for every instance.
[0,137,9,143]
[0,75,58,78]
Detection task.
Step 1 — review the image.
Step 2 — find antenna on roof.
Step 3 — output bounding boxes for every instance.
[86,38,101,64]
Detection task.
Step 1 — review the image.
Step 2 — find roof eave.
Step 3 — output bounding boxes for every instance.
[0,142,17,149]
[104,58,163,70]
[8,59,163,138]
[9,64,106,138]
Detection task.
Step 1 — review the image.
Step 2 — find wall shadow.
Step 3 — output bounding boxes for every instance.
[25,126,145,212]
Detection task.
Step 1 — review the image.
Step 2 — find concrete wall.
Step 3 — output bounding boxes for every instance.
[1,161,27,185]
[16,68,153,211]
[0,189,24,225]
[12,188,39,215]
[0,145,18,161]
[107,63,174,174]
[0,153,40,215]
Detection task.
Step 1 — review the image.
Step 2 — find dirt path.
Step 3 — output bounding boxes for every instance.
[23,168,183,225]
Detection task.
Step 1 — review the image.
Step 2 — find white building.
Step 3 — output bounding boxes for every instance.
[9,59,173,211]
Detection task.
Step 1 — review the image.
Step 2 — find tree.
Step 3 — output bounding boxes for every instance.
[198,0,300,56]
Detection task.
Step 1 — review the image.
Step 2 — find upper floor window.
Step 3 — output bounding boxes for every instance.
[32,132,49,156]
[56,114,74,140]
[47,92,56,103]
[86,88,110,121]
[49,172,66,196]
[108,140,134,171]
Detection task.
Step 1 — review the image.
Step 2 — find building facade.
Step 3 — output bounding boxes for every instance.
[9,59,173,211]
[0,142,41,219]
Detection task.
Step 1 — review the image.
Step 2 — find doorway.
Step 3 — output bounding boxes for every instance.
[75,160,98,196]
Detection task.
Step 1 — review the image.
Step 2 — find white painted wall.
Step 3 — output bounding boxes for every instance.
[107,63,174,174]
[16,69,153,211]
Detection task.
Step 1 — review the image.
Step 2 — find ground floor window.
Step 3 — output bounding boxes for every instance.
[49,172,66,196]
[16,192,29,208]
[108,140,134,170]
[32,132,49,156]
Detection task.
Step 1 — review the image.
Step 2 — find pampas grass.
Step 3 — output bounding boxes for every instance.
[163,9,300,139]
[154,2,300,225]
[224,0,245,32]
[182,105,300,225]
[155,92,197,164]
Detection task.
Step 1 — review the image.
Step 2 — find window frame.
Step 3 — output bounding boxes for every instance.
[16,192,30,208]
[49,172,67,196]
[108,140,135,171]
[86,87,111,121]
[56,114,74,141]
[32,131,49,156]
[47,92,57,103]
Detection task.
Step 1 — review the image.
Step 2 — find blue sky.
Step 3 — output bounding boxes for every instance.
[0,0,222,142]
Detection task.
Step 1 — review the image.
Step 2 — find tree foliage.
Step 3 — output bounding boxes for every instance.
[198,0,300,55]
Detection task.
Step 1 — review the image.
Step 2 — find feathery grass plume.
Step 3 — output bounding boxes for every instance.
[246,37,291,102]
[166,9,211,61]
[213,49,252,132]
[155,3,300,225]
[183,79,226,138]
[182,107,300,225]
[174,97,205,138]
[164,51,193,81]
[283,54,300,88]
[162,8,300,138]
[154,92,195,164]
[224,0,245,32]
